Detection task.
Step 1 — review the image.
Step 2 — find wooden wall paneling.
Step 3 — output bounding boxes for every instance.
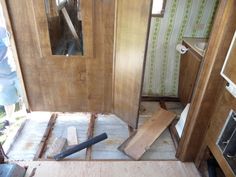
[80,0,94,58]
[176,0,236,161]
[6,0,46,110]
[206,89,236,177]
[178,44,202,105]
[113,0,152,128]
[0,0,29,109]
[86,0,115,112]
[7,0,115,112]
[222,33,236,84]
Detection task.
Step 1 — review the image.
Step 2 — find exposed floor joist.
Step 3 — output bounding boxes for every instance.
[34,113,58,160]
[86,113,97,160]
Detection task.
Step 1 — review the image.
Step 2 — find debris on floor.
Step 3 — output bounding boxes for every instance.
[119,108,176,160]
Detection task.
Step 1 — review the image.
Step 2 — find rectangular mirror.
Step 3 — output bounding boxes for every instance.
[44,0,83,56]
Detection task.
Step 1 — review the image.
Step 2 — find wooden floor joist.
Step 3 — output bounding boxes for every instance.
[34,113,58,160]
[85,113,97,160]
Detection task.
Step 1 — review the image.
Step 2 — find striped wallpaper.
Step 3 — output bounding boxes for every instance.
[143,0,219,96]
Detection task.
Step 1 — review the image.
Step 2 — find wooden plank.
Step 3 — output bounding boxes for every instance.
[85,113,96,160]
[113,0,151,128]
[159,101,179,150]
[17,161,201,177]
[46,137,67,158]
[7,0,113,113]
[61,7,79,39]
[67,126,78,146]
[34,113,57,160]
[120,108,176,160]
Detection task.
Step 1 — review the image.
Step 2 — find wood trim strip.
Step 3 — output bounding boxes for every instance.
[34,113,58,160]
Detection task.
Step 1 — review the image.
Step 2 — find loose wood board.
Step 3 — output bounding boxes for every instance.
[119,108,176,160]
[46,137,67,158]
[67,126,78,146]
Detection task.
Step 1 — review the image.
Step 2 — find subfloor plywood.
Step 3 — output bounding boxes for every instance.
[91,114,130,160]
[17,161,201,177]
[43,113,90,159]
[6,103,177,160]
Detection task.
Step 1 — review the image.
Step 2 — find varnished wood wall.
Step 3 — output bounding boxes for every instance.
[113,0,151,128]
[7,0,115,113]
[206,87,236,177]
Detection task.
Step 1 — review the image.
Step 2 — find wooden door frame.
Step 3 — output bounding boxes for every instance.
[176,0,236,162]
[0,0,29,110]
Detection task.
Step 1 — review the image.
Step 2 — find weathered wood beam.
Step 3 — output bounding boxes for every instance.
[85,113,96,160]
[34,113,58,160]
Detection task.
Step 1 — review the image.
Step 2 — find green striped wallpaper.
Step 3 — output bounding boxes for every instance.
[143,0,219,96]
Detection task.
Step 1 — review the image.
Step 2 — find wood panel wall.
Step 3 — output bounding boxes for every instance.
[6,0,115,112]
[206,88,236,177]
[113,0,151,128]
[177,0,236,162]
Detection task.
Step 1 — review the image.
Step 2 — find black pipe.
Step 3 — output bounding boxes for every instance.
[54,133,108,160]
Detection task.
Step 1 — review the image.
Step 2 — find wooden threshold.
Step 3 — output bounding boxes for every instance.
[18,161,201,177]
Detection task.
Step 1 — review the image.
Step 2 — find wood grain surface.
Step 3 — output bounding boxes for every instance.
[177,0,236,164]
[179,43,202,105]
[18,161,201,177]
[113,0,151,128]
[6,0,114,113]
[122,108,176,160]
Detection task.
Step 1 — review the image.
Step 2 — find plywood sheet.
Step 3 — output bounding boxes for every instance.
[18,161,201,177]
[113,0,151,128]
[7,0,114,113]
[67,126,78,146]
[92,114,130,160]
[120,108,176,160]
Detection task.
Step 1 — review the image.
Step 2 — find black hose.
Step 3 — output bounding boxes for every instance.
[54,133,108,160]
